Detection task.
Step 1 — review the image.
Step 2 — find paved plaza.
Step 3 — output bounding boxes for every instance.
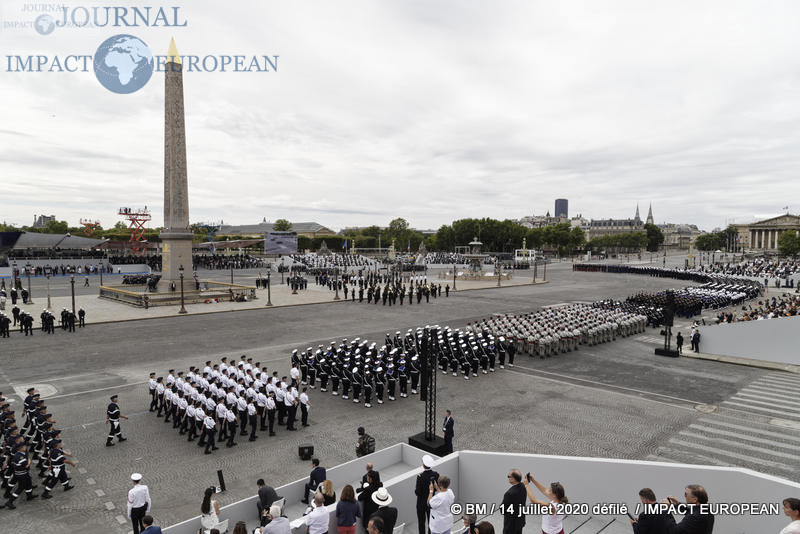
[1,262,798,533]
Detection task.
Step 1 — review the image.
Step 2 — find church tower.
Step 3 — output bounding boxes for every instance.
[646,203,654,225]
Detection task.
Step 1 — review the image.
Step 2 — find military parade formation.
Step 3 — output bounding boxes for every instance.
[1,388,75,511]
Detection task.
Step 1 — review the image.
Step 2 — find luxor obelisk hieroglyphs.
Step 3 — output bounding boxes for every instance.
[159,38,193,292]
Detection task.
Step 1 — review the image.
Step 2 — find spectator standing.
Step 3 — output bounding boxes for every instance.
[501,470,526,534]
[442,410,454,455]
[414,455,439,534]
[141,515,163,534]
[427,476,455,534]
[662,484,714,534]
[371,487,398,534]
[781,498,800,534]
[336,485,361,534]
[368,517,385,534]
[359,471,383,529]
[200,486,221,532]
[630,488,674,534]
[127,473,151,534]
[675,332,683,355]
[522,473,567,534]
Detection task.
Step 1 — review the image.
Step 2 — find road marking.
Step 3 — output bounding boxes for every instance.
[86,478,96,485]
[739,387,800,402]
[104,501,115,510]
[677,430,799,460]
[46,382,144,400]
[667,438,793,471]
[770,418,800,431]
[731,394,800,411]
[697,418,800,443]
[115,515,127,524]
[723,401,800,420]
[95,489,105,497]
[747,382,796,395]
[686,424,798,451]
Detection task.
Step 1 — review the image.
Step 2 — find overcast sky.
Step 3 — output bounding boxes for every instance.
[1,0,798,232]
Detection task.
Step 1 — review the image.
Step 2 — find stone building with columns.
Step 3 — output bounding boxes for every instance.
[734,214,800,253]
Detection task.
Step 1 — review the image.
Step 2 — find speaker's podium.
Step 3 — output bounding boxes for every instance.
[408,432,448,456]
[654,348,679,357]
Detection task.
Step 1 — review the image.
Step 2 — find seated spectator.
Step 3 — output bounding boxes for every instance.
[368,516,385,534]
[260,504,291,534]
[232,521,248,534]
[371,487,398,534]
[305,493,330,534]
[359,471,383,529]
[257,478,280,516]
[781,498,800,534]
[662,484,714,534]
[321,480,336,506]
[336,485,361,534]
[427,476,455,534]
[630,488,674,534]
[522,473,567,534]
[141,515,163,534]
[303,458,327,505]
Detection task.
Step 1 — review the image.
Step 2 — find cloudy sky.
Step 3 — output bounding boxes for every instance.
[1,0,798,232]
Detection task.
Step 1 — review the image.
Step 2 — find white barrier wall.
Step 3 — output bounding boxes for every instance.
[698,315,800,365]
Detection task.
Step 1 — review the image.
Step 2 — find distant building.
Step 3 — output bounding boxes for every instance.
[734,214,800,253]
[518,211,566,229]
[586,205,647,240]
[659,223,701,250]
[555,199,568,219]
[217,221,335,239]
[32,214,55,228]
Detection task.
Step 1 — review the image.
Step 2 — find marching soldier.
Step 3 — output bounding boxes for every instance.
[105,395,128,446]
[41,439,75,499]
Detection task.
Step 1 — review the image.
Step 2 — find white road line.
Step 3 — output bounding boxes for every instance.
[739,387,800,402]
[657,446,732,468]
[721,401,800,420]
[732,393,800,410]
[678,430,799,460]
[667,438,793,471]
[45,381,144,400]
[748,382,797,395]
[686,424,798,451]
[760,374,800,386]
[697,418,800,443]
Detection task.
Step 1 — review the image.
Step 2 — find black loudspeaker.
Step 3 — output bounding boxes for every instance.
[299,444,314,460]
[217,469,226,492]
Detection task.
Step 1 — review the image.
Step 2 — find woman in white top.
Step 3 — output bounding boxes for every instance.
[427,476,455,534]
[782,498,800,534]
[522,473,567,534]
[200,486,221,532]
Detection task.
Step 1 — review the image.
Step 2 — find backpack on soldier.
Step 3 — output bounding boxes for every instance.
[365,434,376,454]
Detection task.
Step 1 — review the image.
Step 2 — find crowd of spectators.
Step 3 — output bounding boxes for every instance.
[713,293,800,323]
[290,253,376,270]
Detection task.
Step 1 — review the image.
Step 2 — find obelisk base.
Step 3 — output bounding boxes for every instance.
[158,231,193,293]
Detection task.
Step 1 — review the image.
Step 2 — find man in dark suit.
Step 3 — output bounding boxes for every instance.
[631,488,675,534]
[501,470,526,534]
[665,484,714,534]
[256,478,280,515]
[414,455,439,534]
[140,515,163,534]
[302,458,326,504]
[442,410,454,455]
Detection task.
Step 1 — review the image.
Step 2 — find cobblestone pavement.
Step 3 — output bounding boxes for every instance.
[1,264,794,533]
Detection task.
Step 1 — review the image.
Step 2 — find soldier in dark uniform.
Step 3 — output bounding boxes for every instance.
[105,395,128,446]
[329,358,340,396]
[409,355,420,394]
[41,439,75,498]
[386,364,397,401]
[351,367,362,403]
[4,442,36,508]
[362,370,373,408]
[78,308,86,327]
[414,455,439,534]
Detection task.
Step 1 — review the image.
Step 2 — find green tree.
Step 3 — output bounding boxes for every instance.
[434,225,455,251]
[273,219,292,231]
[644,223,665,252]
[44,220,69,234]
[694,233,724,251]
[778,231,800,257]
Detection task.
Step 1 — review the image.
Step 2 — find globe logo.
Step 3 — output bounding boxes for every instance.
[93,35,154,95]
[35,14,56,35]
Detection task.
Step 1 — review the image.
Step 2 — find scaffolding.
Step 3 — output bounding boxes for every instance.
[118,207,152,255]
[79,218,101,236]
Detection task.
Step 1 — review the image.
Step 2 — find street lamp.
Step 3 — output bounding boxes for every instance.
[70,274,76,315]
[496,259,502,287]
[266,271,272,306]
[12,261,19,290]
[543,259,547,281]
[46,271,52,310]
[333,268,340,300]
[100,267,103,287]
[178,264,187,314]
[25,262,33,304]
[452,263,457,291]
[230,264,234,285]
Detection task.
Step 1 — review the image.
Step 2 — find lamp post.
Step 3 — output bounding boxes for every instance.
[333,268,340,300]
[25,262,33,304]
[281,264,285,285]
[12,261,19,290]
[178,264,187,314]
[543,259,547,281]
[70,274,76,315]
[291,267,298,295]
[46,272,51,310]
[266,271,272,306]
[230,264,234,285]
[99,267,103,287]
[452,263,456,291]
[496,259,502,287]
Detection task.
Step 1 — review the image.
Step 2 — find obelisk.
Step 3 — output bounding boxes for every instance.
[158,38,193,292]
